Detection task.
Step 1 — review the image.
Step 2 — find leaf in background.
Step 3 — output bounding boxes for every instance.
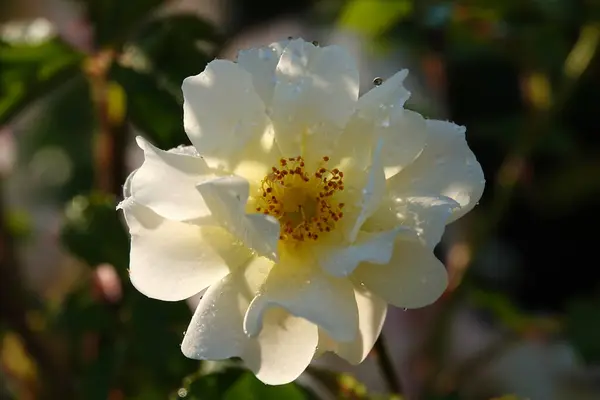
[74,0,163,47]
[130,14,221,88]
[19,73,96,202]
[565,296,600,364]
[110,64,188,149]
[61,193,129,272]
[338,0,413,39]
[0,36,82,125]
[173,368,245,400]
[174,368,309,400]
[224,373,307,400]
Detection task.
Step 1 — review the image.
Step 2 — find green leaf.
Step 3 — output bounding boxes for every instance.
[173,369,309,400]
[130,14,221,87]
[61,193,129,271]
[338,0,413,38]
[565,296,600,363]
[75,0,163,47]
[110,64,188,149]
[173,368,245,400]
[0,37,82,125]
[224,373,307,400]
[19,73,96,202]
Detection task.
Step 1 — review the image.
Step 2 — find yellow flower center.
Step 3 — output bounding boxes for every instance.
[256,156,345,242]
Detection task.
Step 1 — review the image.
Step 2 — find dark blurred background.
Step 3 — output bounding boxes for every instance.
[1,1,599,399]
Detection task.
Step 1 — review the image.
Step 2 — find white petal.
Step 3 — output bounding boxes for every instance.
[357,69,411,115]
[387,120,485,223]
[399,196,460,248]
[237,40,289,107]
[182,258,318,385]
[130,137,214,221]
[181,257,272,359]
[181,271,249,360]
[244,308,318,385]
[327,287,388,365]
[353,238,448,309]
[331,70,413,172]
[379,109,428,179]
[196,175,280,261]
[244,256,358,342]
[182,60,269,165]
[121,201,245,301]
[271,39,359,161]
[367,196,460,249]
[316,226,413,277]
[345,139,387,242]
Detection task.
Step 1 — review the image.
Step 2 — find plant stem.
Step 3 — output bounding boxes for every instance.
[374,333,403,395]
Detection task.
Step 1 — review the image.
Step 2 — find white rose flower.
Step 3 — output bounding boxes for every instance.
[118,38,484,385]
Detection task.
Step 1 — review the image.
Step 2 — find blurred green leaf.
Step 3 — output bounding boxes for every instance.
[0,37,82,125]
[172,368,310,400]
[4,210,32,239]
[565,296,600,363]
[130,14,220,87]
[469,289,560,335]
[172,368,244,400]
[338,0,413,38]
[110,64,188,149]
[224,373,307,400]
[529,158,600,215]
[19,73,96,201]
[61,193,129,271]
[75,0,163,47]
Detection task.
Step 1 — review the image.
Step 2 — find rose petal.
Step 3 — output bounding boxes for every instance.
[120,201,243,301]
[130,137,214,221]
[182,60,270,167]
[353,238,448,309]
[244,255,358,343]
[237,40,289,107]
[271,39,359,163]
[319,286,387,364]
[196,175,280,261]
[181,257,318,385]
[387,119,485,223]
[316,226,414,277]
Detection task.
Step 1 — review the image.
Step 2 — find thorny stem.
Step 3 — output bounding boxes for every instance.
[374,333,403,395]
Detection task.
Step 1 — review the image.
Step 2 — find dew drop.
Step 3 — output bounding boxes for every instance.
[178,388,188,398]
[380,117,391,128]
[373,77,383,86]
[403,308,408,311]
[312,40,319,46]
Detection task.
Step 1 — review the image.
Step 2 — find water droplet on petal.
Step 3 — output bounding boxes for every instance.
[380,117,391,128]
[403,308,408,311]
[373,77,383,86]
